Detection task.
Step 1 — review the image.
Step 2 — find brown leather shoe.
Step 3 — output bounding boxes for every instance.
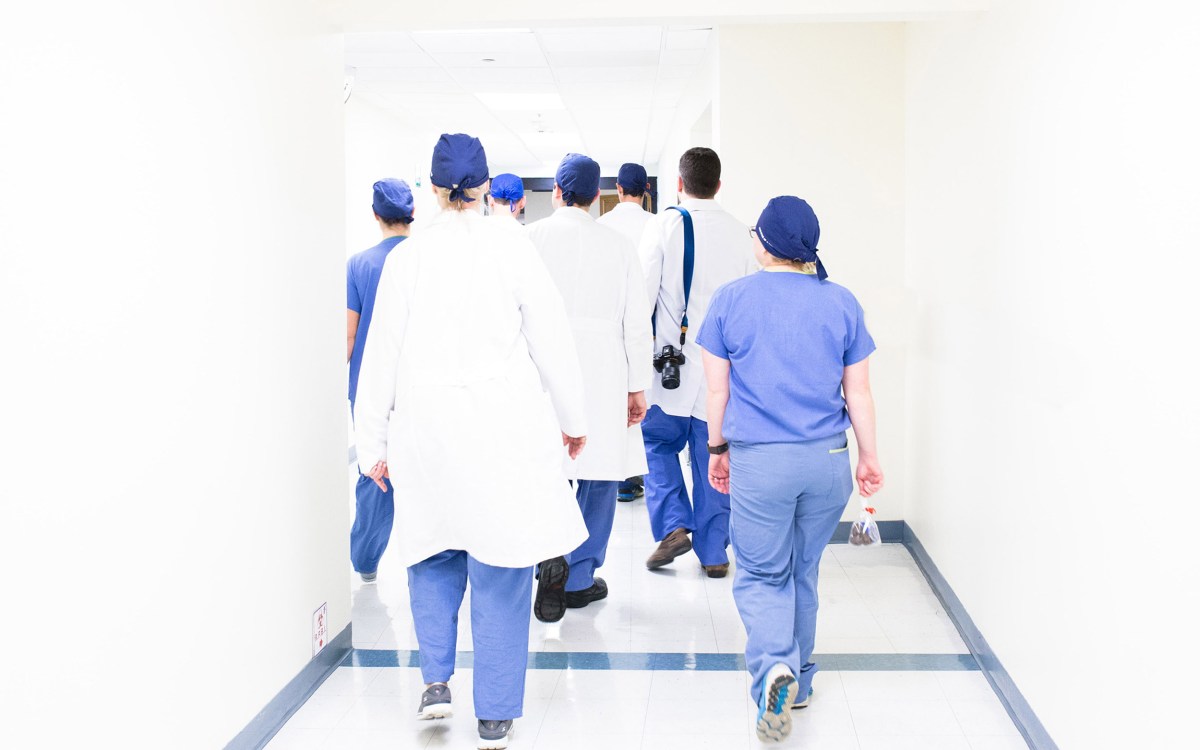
[703,563,730,579]
[646,528,692,569]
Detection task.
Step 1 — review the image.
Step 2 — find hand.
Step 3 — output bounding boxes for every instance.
[708,452,730,494]
[367,460,390,492]
[562,432,587,460]
[627,391,647,426]
[856,454,884,497]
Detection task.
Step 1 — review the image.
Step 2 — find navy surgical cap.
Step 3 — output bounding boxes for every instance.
[555,153,601,207]
[617,163,648,192]
[431,133,489,203]
[490,173,525,208]
[372,178,414,222]
[754,196,828,281]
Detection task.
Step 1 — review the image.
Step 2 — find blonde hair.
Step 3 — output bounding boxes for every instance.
[435,185,488,211]
[765,255,818,274]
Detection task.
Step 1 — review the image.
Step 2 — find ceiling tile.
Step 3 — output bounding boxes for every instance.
[345,50,441,69]
[537,26,662,54]
[353,67,454,85]
[448,66,556,85]
[429,50,549,68]
[345,33,423,54]
[545,50,660,69]
[411,30,542,54]
[665,29,711,51]
[554,66,657,85]
[660,49,706,67]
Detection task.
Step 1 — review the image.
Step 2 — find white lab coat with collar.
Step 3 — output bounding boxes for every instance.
[528,206,653,481]
[354,209,589,569]
[639,198,759,420]
[597,201,653,248]
[489,210,527,236]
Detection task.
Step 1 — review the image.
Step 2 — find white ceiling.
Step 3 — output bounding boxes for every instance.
[344,26,711,177]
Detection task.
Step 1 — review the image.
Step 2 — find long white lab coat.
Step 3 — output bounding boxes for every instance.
[354,209,589,569]
[597,201,653,248]
[528,206,653,481]
[639,198,759,420]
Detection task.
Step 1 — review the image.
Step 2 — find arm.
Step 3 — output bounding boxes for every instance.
[346,309,359,362]
[702,349,732,494]
[639,218,664,310]
[622,244,653,425]
[843,358,884,497]
[354,259,408,481]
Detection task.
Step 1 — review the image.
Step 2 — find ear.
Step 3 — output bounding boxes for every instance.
[677,176,684,192]
[430,184,438,196]
[516,197,526,212]
[615,184,625,199]
[715,179,722,195]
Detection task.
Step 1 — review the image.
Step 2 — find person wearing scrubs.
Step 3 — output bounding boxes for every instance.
[487,172,526,226]
[527,153,652,621]
[346,178,414,582]
[696,196,884,742]
[639,147,758,578]
[354,134,589,750]
[597,162,654,503]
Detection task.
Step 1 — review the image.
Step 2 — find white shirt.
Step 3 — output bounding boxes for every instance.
[597,201,653,249]
[354,209,588,568]
[528,206,653,480]
[639,198,759,420]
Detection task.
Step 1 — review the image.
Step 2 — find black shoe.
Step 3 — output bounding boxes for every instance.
[565,577,608,608]
[534,556,569,623]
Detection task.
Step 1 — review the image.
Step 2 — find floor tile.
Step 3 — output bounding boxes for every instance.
[849,698,964,737]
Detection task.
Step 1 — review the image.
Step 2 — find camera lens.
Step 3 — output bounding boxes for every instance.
[662,363,680,390]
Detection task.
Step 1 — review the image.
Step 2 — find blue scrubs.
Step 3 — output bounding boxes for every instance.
[642,406,730,567]
[729,436,852,702]
[348,236,406,575]
[565,480,619,591]
[407,550,534,720]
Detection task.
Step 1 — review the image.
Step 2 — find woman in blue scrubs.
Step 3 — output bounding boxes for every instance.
[696,196,884,743]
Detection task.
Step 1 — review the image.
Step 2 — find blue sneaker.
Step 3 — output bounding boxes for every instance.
[755,664,796,742]
[793,686,814,709]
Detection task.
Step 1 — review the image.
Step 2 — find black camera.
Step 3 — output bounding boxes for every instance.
[653,344,686,390]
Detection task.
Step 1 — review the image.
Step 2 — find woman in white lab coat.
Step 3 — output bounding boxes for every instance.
[354,133,589,750]
[526,153,653,621]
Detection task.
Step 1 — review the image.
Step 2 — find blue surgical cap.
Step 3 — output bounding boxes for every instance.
[372,178,414,222]
[431,133,489,202]
[555,153,600,207]
[617,163,648,192]
[754,196,827,281]
[490,173,525,209]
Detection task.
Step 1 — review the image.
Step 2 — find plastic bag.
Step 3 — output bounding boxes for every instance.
[848,501,881,546]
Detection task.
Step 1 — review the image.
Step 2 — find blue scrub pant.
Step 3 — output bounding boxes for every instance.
[351,473,393,574]
[407,550,534,721]
[728,436,852,703]
[565,480,619,591]
[642,405,731,566]
[350,399,394,574]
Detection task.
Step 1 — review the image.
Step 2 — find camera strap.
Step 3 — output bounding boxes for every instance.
[653,205,695,346]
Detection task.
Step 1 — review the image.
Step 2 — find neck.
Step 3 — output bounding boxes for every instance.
[619,195,642,204]
[380,225,408,240]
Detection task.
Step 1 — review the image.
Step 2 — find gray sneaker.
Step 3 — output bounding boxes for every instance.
[477,719,512,749]
[417,683,452,720]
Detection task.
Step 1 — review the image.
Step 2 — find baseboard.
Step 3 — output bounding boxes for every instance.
[903,523,1057,750]
[224,622,353,750]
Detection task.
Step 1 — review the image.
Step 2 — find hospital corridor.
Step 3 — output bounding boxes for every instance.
[2,2,1197,750]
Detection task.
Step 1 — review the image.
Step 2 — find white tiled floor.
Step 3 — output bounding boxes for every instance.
[266,477,1026,749]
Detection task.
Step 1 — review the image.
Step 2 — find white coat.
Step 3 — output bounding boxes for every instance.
[354,209,589,569]
[639,197,759,420]
[528,206,653,481]
[597,201,653,248]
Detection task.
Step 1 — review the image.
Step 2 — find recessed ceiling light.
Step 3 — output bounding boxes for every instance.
[475,92,566,111]
[481,58,496,63]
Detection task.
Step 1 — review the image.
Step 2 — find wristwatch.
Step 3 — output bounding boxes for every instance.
[707,442,729,455]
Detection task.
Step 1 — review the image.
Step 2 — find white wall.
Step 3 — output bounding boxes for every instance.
[716,24,909,522]
[905,1,1200,746]
[0,2,349,748]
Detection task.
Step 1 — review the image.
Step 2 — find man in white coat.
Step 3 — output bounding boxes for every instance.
[527,153,652,621]
[597,162,654,504]
[640,147,758,579]
[355,134,588,750]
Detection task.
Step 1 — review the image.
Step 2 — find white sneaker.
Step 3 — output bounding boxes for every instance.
[755,664,796,742]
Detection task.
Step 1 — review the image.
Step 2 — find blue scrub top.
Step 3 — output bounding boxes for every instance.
[347,236,406,403]
[696,270,875,444]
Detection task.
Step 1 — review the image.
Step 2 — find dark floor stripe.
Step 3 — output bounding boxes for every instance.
[344,649,978,671]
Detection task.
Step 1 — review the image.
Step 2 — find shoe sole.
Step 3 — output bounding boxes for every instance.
[534,557,569,623]
[756,673,797,742]
[646,538,692,570]
[418,704,452,720]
